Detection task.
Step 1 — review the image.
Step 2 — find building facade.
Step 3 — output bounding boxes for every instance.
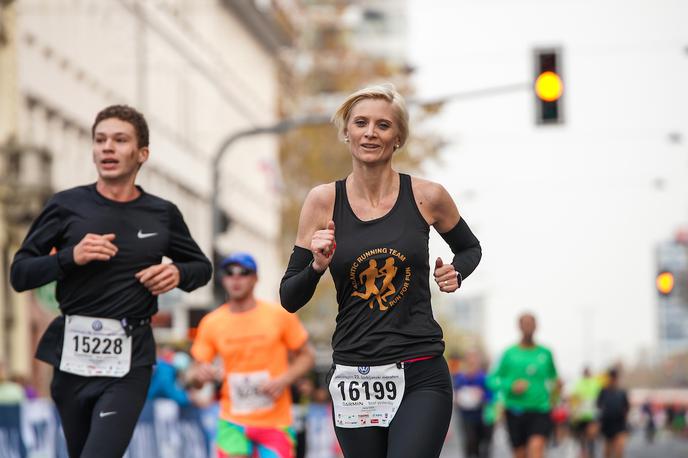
[0,0,292,385]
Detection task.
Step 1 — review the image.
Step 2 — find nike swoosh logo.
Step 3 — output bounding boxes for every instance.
[99,411,117,418]
[137,230,158,239]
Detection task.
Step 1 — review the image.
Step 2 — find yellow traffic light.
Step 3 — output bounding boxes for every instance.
[535,71,564,102]
[534,48,564,125]
[657,271,675,295]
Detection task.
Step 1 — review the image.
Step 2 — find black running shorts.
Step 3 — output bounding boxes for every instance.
[505,409,552,448]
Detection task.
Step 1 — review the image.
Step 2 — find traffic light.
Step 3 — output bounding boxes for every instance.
[656,241,688,309]
[534,48,564,125]
[656,271,675,296]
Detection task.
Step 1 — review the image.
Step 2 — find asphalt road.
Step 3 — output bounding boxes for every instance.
[440,419,688,458]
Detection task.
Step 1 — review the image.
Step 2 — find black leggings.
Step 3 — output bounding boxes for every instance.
[329,356,453,458]
[51,366,152,458]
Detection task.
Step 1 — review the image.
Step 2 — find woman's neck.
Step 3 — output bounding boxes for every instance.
[349,165,398,206]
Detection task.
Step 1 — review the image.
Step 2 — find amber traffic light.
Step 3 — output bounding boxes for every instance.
[534,48,564,125]
[535,71,564,102]
[657,271,675,296]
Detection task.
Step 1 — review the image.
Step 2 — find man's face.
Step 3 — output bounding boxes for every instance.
[519,315,537,340]
[92,117,148,183]
[221,264,257,301]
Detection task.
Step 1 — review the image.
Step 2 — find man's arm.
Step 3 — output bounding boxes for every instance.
[137,204,212,295]
[167,204,212,291]
[488,350,521,395]
[10,197,72,291]
[262,342,316,400]
[188,318,222,388]
[547,349,559,382]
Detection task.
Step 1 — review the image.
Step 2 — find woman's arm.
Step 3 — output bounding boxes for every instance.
[279,183,336,312]
[412,177,482,291]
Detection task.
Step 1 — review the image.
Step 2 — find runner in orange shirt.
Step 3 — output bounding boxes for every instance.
[189,252,315,458]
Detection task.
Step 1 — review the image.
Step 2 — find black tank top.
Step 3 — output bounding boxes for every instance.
[329,173,445,366]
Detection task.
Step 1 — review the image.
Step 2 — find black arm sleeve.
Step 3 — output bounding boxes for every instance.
[10,197,77,292]
[167,204,213,292]
[439,217,482,282]
[279,246,324,313]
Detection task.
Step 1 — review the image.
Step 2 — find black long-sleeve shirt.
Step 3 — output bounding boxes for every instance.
[10,184,212,367]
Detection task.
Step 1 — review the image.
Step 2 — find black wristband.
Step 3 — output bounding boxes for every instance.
[279,246,324,313]
[439,218,481,280]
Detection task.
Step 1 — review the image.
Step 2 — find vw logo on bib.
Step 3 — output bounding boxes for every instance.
[358,366,370,375]
[92,320,103,331]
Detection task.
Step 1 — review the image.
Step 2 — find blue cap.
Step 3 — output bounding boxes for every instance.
[220,252,257,273]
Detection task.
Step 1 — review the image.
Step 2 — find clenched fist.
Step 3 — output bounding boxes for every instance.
[73,233,118,265]
[433,257,460,293]
[311,220,336,273]
[135,263,180,296]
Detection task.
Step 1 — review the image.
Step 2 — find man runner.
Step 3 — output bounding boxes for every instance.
[189,253,315,458]
[570,367,602,458]
[10,105,212,457]
[489,313,559,458]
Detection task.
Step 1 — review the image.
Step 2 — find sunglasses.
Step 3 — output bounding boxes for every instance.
[224,266,253,277]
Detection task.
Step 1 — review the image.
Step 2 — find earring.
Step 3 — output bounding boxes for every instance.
[394,144,400,149]
[344,136,349,143]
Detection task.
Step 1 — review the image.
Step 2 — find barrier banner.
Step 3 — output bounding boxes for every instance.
[20,399,58,458]
[0,405,25,458]
[125,401,157,457]
[0,399,340,458]
[178,405,210,458]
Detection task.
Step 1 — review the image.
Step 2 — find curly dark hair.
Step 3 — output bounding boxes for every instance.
[91,105,149,148]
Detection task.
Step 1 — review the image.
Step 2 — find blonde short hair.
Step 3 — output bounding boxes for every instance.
[332,83,409,149]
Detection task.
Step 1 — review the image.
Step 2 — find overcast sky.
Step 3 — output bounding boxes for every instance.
[407,0,688,381]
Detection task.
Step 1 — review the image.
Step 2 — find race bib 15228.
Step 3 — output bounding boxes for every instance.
[60,315,132,377]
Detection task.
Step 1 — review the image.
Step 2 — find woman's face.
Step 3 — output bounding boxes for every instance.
[345,98,401,165]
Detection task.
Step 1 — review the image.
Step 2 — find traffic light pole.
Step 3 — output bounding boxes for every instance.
[410,82,531,107]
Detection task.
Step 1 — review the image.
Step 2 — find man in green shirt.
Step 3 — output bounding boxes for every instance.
[489,313,559,458]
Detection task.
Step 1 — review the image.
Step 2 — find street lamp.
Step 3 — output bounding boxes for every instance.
[408,82,531,108]
[210,114,330,253]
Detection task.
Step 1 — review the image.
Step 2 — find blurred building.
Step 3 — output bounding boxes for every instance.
[0,0,294,387]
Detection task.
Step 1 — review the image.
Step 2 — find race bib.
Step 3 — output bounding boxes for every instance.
[229,371,275,415]
[456,386,484,409]
[60,315,132,377]
[329,363,405,428]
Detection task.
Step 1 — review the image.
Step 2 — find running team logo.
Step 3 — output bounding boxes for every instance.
[358,366,370,375]
[349,247,412,311]
[92,320,103,331]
